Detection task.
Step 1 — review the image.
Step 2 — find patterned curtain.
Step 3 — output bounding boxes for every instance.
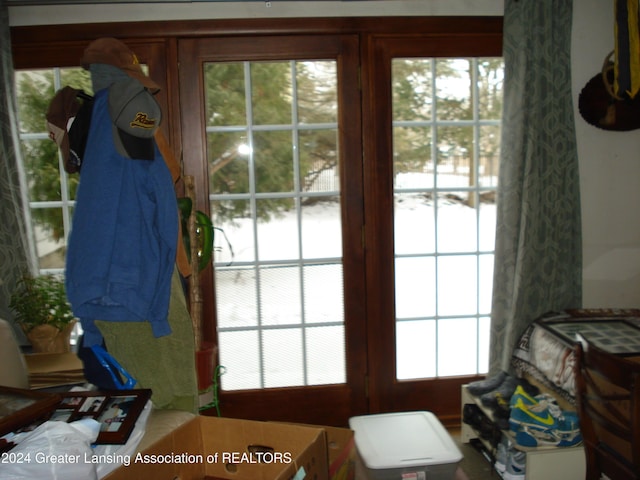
[489,0,582,374]
[0,3,36,331]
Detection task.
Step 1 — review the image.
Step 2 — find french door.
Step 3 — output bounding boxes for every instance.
[178,34,368,426]
[177,22,502,426]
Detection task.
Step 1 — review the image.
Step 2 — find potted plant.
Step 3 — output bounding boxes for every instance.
[9,274,76,353]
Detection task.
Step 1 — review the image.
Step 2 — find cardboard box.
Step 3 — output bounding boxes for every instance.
[105,416,328,480]
[276,422,356,480]
[325,426,356,480]
[349,411,462,480]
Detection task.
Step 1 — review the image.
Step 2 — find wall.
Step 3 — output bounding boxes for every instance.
[9,1,640,308]
[573,1,640,308]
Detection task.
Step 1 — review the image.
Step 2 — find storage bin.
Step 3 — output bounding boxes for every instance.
[349,411,462,480]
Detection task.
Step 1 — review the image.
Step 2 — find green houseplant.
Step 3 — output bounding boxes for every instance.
[9,274,76,353]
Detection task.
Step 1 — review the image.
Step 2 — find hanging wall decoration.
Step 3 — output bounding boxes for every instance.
[579,0,640,131]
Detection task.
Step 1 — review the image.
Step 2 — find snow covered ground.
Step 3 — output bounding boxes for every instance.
[213,187,496,390]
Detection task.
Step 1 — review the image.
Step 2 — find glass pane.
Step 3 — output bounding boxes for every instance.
[306,325,345,384]
[215,267,258,329]
[301,197,342,259]
[478,58,504,120]
[436,58,472,121]
[208,131,251,196]
[479,125,500,188]
[479,202,496,252]
[395,257,436,319]
[254,130,294,194]
[478,316,491,374]
[396,320,436,380]
[393,126,432,187]
[22,138,62,202]
[479,254,494,313]
[35,210,66,270]
[297,61,337,124]
[260,265,302,326]
[437,318,478,376]
[251,62,292,125]
[303,263,343,324]
[392,59,432,122]
[263,328,304,388]
[437,192,477,253]
[204,62,246,127]
[219,330,260,390]
[212,203,255,263]
[436,126,474,188]
[437,256,477,316]
[299,129,339,193]
[256,199,298,262]
[394,193,435,255]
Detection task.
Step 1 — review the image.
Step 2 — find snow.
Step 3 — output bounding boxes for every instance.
[213,184,496,390]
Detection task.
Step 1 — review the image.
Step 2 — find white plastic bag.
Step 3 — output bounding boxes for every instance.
[1,418,100,480]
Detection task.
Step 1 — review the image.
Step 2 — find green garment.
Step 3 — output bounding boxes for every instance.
[96,268,198,413]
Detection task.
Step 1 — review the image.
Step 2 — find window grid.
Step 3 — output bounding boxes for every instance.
[16,68,78,276]
[393,57,501,378]
[209,60,344,390]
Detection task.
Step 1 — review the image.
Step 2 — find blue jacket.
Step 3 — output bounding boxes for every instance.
[65,88,178,346]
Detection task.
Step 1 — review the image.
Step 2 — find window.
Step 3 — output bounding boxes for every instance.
[204,60,345,390]
[14,67,91,274]
[11,17,502,425]
[392,58,502,380]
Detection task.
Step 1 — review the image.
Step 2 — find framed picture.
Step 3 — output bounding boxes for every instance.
[50,389,151,444]
[0,386,60,438]
[541,319,640,355]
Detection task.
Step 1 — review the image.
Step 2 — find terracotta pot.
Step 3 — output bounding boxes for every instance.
[25,321,76,353]
[195,345,217,391]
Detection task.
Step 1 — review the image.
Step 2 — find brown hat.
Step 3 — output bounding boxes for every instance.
[81,37,160,93]
[579,52,640,131]
[46,86,82,173]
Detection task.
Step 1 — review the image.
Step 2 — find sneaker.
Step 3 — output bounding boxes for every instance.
[503,450,526,480]
[462,403,484,429]
[509,398,582,447]
[510,385,562,416]
[492,405,510,430]
[494,435,510,473]
[480,375,519,409]
[509,385,539,406]
[467,371,508,396]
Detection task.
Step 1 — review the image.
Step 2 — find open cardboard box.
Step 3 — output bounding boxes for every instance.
[323,425,356,480]
[104,415,328,480]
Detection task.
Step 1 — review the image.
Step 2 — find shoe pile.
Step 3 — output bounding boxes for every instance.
[508,386,582,448]
[467,371,540,431]
[467,371,583,449]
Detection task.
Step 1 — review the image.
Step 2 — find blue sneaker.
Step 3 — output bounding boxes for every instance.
[509,398,582,447]
[503,450,526,480]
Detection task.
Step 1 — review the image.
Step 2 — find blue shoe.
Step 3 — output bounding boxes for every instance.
[509,398,582,447]
[503,450,526,480]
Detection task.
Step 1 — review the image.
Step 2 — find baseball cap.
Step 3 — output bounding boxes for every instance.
[108,77,162,160]
[81,37,160,93]
[46,86,82,173]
